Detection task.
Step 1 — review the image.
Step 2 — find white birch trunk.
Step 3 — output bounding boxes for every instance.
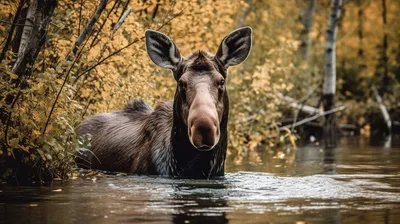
[322,0,342,148]
[11,0,58,78]
[323,0,342,96]
[11,0,37,74]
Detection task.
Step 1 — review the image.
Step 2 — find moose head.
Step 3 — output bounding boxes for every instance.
[145,27,252,151]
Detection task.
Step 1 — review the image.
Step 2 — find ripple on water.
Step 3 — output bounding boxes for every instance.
[102,171,400,213]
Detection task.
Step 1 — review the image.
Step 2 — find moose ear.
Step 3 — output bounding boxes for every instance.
[145,30,182,71]
[216,26,252,68]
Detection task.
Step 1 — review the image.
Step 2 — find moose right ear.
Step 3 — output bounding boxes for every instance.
[145,30,182,71]
[215,27,252,69]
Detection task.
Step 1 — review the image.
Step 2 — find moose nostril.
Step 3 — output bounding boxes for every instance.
[198,145,212,151]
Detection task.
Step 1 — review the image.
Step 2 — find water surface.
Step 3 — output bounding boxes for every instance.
[1,137,400,224]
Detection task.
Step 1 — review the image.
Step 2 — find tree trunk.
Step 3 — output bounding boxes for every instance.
[0,0,58,124]
[11,7,28,56]
[300,0,316,60]
[357,0,364,58]
[378,0,389,97]
[323,0,342,148]
[0,0,26,63]
[11,0,58,83]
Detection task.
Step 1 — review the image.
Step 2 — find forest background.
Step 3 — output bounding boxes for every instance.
[0,0,399,183]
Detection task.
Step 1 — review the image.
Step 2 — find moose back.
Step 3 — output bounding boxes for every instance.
[76,27,252,178]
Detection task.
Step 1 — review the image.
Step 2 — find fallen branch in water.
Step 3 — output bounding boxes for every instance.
[276,92,321,115]
[279,105,346,131]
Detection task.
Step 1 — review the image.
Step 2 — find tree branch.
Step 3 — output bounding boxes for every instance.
[74,10,184,81]
[68,0,108,59]
[89,0,120,49]
[112,7,132,34]
[279,106,346,131]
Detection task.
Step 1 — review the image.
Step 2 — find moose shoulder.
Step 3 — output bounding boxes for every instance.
[76,27,252,178]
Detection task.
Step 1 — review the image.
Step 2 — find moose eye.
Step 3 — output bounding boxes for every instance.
[219,79,225,89]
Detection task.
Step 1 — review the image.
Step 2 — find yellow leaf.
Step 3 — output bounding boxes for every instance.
[45,126,52,135]
[33,112,41,122]
[10,74,18,79]
[20,145,30,152]
[9,138,19,148]
[32,130,41,138]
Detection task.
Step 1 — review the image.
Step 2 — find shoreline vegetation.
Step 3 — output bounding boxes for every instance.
[0,0,399,184]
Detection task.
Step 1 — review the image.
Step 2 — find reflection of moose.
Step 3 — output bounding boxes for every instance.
[76,27,252,178]
[171,182,229,224]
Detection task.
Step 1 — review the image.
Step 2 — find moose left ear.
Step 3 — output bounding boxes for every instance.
[215,27,252,68]
[145,29,182,71]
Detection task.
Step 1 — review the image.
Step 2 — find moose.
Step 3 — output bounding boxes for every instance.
[76,27,252,178]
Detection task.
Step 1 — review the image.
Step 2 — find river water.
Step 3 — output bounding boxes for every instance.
[1,137,400,224]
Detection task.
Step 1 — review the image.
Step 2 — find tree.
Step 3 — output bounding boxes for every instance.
[11,0,58,84]
[1,0,58,123]
[322,0,342,148]
[300,0,316,60]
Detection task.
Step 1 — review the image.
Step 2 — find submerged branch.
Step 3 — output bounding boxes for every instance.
[276,92,321,115]
[279,106,346,131]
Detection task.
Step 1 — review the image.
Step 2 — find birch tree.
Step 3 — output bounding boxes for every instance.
[300,0,316,60]
[1,0,58,124]
[323,0,342,148]
[11,0,58,83]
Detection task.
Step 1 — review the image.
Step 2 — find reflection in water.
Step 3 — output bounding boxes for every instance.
[323,148,336,174]
[172,183,228,224]
[1,137,400,224]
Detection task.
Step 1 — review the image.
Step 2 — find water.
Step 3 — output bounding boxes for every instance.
[1,137,400,224]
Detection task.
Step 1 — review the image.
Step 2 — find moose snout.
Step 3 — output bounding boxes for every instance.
[188,110,220,151]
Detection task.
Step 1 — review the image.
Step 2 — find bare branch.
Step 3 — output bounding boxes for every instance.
[112,7,132,34]
[68,0,108,58]
[279,106,346,131]
[89,0,120,49]
[276,92,321,115]
[74,10,185,81]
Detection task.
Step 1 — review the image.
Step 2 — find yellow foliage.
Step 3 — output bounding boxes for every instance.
[0,0,305,181]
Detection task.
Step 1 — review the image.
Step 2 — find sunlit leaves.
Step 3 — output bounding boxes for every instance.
[0,0,307,181]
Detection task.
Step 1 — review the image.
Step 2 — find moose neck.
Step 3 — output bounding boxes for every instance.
[170,92,229,179]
